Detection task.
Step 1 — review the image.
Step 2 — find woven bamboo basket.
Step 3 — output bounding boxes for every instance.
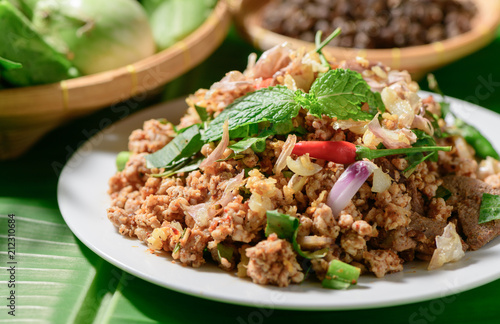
[231,0,500,78]
[0,0,231,160]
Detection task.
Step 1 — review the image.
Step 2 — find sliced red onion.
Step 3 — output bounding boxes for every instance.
[183,203,211,227]
[218,171,245,207]
[412,115,434,136]
[183,171,245,228]
[368,115,411,149]
[274,134,296,175]
[200,119,230,169]
[327,161,377,216]
[245,43,293,79]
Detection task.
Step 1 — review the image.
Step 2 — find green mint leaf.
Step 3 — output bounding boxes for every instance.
[228,131,272,154]
[146,124,204,168]
[305,69,384,121]
[194,104,210,122]
[265,210,327,259]
[479,193,500,224]
[202,86,301,142]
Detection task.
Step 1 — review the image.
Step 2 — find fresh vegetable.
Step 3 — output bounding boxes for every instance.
[0,0,79,86]
[428,223,465,270]
[115,151,131,172]
[202,85,301,143]
[216,243,234,262]
[142,0,216,51]
[292,140,451,165]
[322,259,361,289]
[228,131,272,154]
[146,124,203,169]
[427,74,499,160]
[450,119,500,160]
[314,28,341,70]
[202,68,385,143]
[435,186,452,201]
[194,104,211,123]
[32,0,155,75]
[286,155,322,176]
[326,160,377,216]
[295,68,385,119]
[265,210,327,259]
[172,228,186,255]
[0,56,22,81]
[150,156,203,178]
[402,130,440,177]
[7,0,36,18]
[478,193,500,224]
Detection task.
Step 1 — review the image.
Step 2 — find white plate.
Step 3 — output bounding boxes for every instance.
[58,93,500,310]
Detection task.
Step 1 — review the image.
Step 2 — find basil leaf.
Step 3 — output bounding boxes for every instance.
[202,86,301,142]
[265,210,327,259]
[478,193,500,224]
[116,151,131,172]
[146,124,204,168]
[300,69,384,121]
[228,131,272,154]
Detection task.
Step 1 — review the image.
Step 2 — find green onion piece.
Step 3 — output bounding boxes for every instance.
[321,259,361,290]
[116,151,131,171]
[479,193,500,224]
[265,210,327,259]
[216,243,234,262]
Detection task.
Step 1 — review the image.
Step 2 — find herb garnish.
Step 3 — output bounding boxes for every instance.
[427,73,499,160]
[478,193,500,224]
[265,210,327,259]
[203,69,385,143]
[402,130,440,177]
[146,124,204,169]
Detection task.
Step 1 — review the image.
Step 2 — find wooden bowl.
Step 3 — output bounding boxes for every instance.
[231,0,500,78]
[0,0,231,160]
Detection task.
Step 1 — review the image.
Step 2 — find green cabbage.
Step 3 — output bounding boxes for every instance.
[0,0,79,86]
[32,0,156,75]
[143,0,216,51]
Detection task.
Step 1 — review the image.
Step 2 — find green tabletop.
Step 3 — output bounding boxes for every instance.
[1,27,500,324]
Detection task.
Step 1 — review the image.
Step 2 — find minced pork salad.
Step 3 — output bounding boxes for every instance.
[107,32,500,289]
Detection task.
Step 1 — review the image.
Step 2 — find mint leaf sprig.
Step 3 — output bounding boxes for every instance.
[202,69,385,142]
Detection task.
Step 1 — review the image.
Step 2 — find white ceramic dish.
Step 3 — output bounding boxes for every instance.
[57,93,500,310]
